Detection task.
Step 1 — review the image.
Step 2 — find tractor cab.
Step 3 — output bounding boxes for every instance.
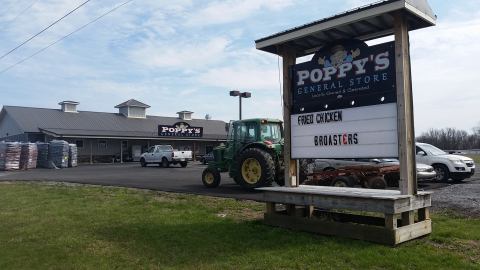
[202,118,284,189]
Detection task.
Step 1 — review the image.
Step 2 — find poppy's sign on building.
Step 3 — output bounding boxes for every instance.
[291,40,398,158]
[158,122,203,137]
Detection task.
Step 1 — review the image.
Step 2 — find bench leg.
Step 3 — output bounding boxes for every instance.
[266,202,276,214]
[305,205,314,218]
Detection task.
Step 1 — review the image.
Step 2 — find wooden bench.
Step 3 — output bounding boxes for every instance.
[256,185,432,246]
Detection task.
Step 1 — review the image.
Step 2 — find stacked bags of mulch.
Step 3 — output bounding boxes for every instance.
[19,143,38,170]
[0,142,21,171]
[36,142,50,168]
[49,140,70,168]
[68,144,78,167]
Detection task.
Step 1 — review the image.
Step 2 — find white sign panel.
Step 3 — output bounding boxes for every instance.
[291,103,398,158]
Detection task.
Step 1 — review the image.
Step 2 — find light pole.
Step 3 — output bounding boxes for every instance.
[229,90,251,120]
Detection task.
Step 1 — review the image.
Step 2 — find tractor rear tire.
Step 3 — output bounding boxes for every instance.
[202,168,221,188]
[235,148,275,189]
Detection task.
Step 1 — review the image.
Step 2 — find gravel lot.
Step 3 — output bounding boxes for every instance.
[429,176,480,216]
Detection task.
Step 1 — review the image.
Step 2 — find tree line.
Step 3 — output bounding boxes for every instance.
[416,125,480,150]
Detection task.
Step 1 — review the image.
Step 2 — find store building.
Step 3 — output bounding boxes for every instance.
[0,99,227,163]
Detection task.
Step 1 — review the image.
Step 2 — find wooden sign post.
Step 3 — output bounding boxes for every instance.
[255,0,436,245]
[279,46,298,187]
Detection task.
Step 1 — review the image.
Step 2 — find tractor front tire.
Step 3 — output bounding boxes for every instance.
[202,168,221,188]
[235,148,275,189]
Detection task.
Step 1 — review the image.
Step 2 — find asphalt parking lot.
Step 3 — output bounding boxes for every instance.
[0,162,478,204]
[0,162,264,201]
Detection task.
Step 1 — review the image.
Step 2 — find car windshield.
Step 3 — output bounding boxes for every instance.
[419,144,446,156]
[260,123,282,142]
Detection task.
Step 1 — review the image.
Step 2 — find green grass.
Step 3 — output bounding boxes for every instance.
[467,155,480,164]
[0,182,479,270]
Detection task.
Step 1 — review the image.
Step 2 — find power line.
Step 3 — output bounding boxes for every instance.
[9,0,40,24]
[0,0,91,61]
[0,0,134,75]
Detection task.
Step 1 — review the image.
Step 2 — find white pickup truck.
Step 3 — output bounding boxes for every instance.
[140,145,192,168]
[416,142,475,182]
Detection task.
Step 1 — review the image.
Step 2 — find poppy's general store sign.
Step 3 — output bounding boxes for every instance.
[291,40,398,158]
[158,122,203,137]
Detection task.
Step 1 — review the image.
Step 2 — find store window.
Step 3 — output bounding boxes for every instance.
[98,140,107,149]
[121,140,128,150]
[75,140,84,148]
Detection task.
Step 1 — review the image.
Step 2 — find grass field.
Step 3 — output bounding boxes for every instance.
[0,182,479,269]
[468,155,480,164]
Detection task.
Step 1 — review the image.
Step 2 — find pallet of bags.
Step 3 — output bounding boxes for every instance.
[36,142,50,168]
[0,142,21,171]
[68,144,78,167]
[20,143,38,170]
[49,140,69,168]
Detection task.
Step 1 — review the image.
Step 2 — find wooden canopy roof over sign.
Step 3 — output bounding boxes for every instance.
[255,0,436,57]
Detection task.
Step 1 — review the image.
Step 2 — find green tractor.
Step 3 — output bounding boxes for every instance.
[202,118,284,189]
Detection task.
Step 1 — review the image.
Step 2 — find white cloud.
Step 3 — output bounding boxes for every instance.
[129,36,231,70]
[197,64,279,90]
[185,0,293,27]
[408,14,480,134]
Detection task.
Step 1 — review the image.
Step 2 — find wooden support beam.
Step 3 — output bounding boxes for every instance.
[264,212,432,246]
[305,205,314,218]
[385,214,397,229]
[329,28,352,38]
[359,19,383,31]
[348,24,361,36]
[322,30,335,40]
[418,207,430,221]
[278,45,297,187]
[394,11,417,195]
[286,204,296,216]
[266,202,276,214]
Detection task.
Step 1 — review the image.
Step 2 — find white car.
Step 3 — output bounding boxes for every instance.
[416,142,475,182]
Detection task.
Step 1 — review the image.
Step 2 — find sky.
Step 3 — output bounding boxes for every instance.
[0,0,479,135]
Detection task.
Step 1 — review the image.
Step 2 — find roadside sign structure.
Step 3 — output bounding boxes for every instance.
[255,0,437,245]
[291,40,398,159]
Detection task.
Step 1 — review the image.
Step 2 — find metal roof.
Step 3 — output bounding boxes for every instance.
[114,99,150,108]
[2,106,227,141]
[255,0,436,57]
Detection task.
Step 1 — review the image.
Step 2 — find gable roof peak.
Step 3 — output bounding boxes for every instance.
[114,99,150,108]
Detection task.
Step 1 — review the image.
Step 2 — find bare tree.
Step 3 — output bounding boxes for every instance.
[417,127,480,150]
